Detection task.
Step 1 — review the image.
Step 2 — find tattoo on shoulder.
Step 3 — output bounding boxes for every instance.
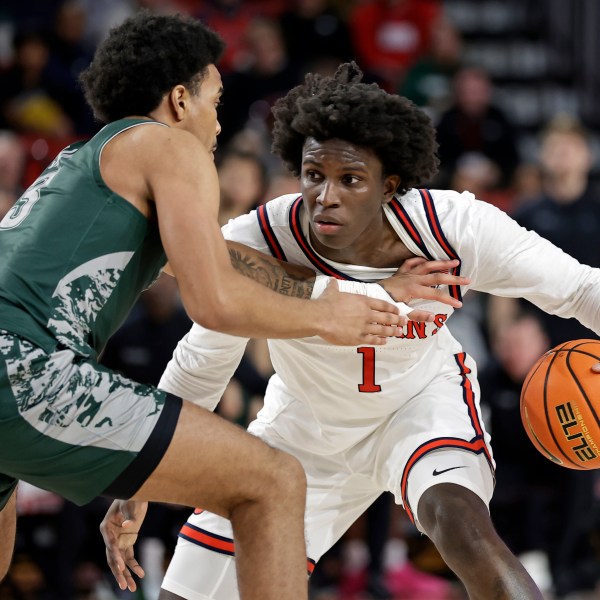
[228,247,314,299]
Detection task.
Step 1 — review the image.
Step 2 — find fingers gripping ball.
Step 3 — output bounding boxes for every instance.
[520,339,600,470]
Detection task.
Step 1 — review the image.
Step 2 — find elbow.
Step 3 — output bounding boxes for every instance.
[194,310,232,332]
[187,294,241,333]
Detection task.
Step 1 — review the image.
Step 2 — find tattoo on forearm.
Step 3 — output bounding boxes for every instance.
[228,247,315,299]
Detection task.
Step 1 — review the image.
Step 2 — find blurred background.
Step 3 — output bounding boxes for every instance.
[0,1,599,599]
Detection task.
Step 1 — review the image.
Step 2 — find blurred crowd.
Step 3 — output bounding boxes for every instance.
[1,1,599,599]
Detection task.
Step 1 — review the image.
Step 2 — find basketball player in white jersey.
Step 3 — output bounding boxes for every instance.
[106,63,600,599]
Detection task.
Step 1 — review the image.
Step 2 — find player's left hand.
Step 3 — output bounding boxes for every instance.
[379,258,470,311]
[100,499,148,592]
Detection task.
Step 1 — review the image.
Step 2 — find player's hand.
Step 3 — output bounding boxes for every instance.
[100,499,148,592]
[316,280,402,346]
[379,258,471,316]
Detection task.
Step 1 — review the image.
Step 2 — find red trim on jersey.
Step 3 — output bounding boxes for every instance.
[179,521,317,574]
[257,204,287,261]
[418,189,463,302]
[388,197,434,260]
[400,437,491,523]
[454,352,485,439]
[289,197,358,280]
[419,189,457,259]
[400,352,493,523]
[179,523,235,556]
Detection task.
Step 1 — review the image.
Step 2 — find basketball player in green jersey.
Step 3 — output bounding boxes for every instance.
[0,12,434,600]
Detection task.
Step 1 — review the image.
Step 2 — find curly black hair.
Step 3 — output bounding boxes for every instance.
[80,11,225,123]
[271,62,439,194]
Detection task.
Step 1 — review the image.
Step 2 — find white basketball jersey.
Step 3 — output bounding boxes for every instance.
[160,188,600,455]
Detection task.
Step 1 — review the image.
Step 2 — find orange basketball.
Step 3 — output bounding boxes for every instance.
[520,339,600,470]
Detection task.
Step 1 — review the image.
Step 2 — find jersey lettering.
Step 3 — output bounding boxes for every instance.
[399,321,427,340]
[0,146,78,230]
[431,313,448,335]
[357,347,381,393]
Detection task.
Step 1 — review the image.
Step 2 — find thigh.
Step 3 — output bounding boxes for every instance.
[163,421,382,591]
[0,331,179,505]
[372,352,495,530]
[251,420,382,562]
[161,474,379,600]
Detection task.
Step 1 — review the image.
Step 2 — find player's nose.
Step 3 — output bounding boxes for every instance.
[317,182,340,207]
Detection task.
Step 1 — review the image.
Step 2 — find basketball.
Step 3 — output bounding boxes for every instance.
[520,339,600,470]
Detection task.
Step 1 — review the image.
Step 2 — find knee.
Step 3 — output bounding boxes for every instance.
[418,483,495,552]
[261,447,307,500]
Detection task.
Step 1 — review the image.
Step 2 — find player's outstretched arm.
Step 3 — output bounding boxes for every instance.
[226,244,470,323]
[226,241,316,299]
[0,489,17,582]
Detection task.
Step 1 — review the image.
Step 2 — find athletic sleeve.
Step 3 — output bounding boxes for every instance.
[158,211,267,409]
[222,210,271,252]
[455,194,600,335]
[158,324,248,411]
[311,276,413,317]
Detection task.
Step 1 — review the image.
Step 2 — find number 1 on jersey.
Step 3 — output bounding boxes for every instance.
[357,347,381,393]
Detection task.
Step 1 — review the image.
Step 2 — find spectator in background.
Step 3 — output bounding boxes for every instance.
[486,114,600,598]
[479,313,554,594]
[348,0,441,91]
[509,162,543,213]
[194,0,262,74]
[217,148,268,226]
[0,0,64,32]
[398,16,463,122]
[0,28,74,136]
[279,0,354,75]
[265,166,300,199]
[0,130,26,218]
[501,115,600,346]
[450,152,513,214]
[217,17,301,147]
[434,66,520,189]
[78,0,135,49]
[44,0,96,135]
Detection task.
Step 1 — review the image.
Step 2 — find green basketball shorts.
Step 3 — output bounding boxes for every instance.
[0,330,181,507]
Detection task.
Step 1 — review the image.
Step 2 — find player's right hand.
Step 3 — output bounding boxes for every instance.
[315,280,402,346]
[100,499,148,592]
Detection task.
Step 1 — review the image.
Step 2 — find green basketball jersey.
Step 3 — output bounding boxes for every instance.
[0,119,168,358]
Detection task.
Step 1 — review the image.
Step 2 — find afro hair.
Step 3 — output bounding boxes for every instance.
[80,11,225,123]
[271,62,439,194]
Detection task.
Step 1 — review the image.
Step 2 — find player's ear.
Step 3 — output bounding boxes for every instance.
[382,174,401,204]
[169,85,188,121]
